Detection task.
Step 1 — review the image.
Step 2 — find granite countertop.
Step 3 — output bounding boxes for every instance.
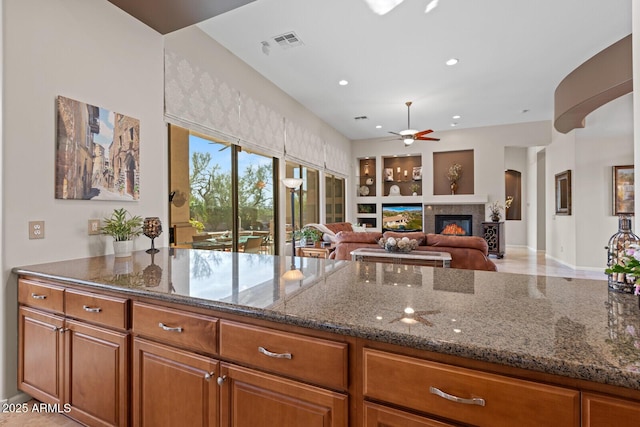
[13,248,640,391]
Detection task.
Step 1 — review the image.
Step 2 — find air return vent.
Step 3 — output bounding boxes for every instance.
[272,32,304,49]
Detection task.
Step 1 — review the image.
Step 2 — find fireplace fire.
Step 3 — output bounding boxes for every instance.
[441,223,466,235]
[435,215,472,236]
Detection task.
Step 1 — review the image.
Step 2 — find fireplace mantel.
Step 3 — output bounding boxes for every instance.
[423,194,488,205]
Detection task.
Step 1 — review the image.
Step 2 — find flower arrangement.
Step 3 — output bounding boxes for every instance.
[447,163,462,183]
[378,236,419,253]
[488,196,514,221]
[605,244,640,295]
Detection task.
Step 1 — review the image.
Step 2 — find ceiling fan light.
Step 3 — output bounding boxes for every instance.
[403,137,414,145]
[399,129,417,136]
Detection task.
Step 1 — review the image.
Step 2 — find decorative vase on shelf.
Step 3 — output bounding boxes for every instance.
[450,182,458,195]
[606,215,640,293]
[491,215,500,222]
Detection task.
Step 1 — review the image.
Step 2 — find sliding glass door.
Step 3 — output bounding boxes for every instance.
[169,125,277,254]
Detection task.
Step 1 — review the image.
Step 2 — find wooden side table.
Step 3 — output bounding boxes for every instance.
[482,222,505,258]
[296,246,333,259]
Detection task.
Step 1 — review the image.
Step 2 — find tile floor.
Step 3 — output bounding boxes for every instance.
[0,247,606,426]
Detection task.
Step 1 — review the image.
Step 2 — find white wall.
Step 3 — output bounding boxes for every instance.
[1,0,165,401]
[546,93,633,270]
[504,146,528,246]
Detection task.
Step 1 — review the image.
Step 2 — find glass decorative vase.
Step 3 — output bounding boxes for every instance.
[606,215,639,293]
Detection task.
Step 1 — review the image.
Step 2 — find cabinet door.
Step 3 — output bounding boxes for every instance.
[65,319,129,427]
[582,392,640,427]
[219,362,348,427]
[18,306,65,404]
[133,338,219,427]
[364,402,455,427]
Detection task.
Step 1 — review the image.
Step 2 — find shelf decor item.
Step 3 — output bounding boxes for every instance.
[605,215,640,293]
[143,217,162,254]
[378,236,418,253]
[101,208,143,257]
[447,163,462,195]
[487,197,514,222]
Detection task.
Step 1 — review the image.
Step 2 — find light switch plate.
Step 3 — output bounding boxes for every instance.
[29,221,45,239]
[88,219,101,235]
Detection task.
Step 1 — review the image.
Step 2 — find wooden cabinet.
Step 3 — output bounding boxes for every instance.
[18,278,129,427]
[218,362,348,427]
[296,246,333,259]
[18,306,65,405]
[132,338,219,427]
[582,392,640,427]
[482,221,505,258]
[65,319,129,427]
[363,348,580,427]
[364,402,455,427]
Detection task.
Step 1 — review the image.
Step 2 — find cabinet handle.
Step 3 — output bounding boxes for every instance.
[258,346,292,359]
[429,386,485,407]
[31,293,47,300]
[158,322,183,333]
[58,328,69,334]
[204,372,215,381]
[82,305,102,313]
[216,375,227,386]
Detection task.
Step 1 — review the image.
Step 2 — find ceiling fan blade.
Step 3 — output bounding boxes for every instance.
[414,129,434,137]
[416,136,440,141]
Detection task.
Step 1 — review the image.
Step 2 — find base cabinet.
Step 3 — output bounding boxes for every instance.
[582,392,640,427]
[132,338,219,427]
[364,402,455,427]
[218,363,348,427]
[66,320,129,427]
[18,306,65,405]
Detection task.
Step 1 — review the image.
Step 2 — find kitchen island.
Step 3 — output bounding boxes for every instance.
[14,249,640,426]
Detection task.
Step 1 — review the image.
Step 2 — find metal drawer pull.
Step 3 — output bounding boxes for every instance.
[31,293,47,300]
[158,322,183,333]
[82,305,102,313]
[258,346,292,359]
[429,386,486,407]
[204,372,215,381]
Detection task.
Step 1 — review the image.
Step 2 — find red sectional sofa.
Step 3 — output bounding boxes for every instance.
[328,229,497,271]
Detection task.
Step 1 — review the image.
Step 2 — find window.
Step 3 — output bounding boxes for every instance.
[169,124,277,254]
[285,162,319,241]
[325,173,345,223]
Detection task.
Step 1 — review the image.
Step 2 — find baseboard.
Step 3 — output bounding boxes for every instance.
[1,391,31,406]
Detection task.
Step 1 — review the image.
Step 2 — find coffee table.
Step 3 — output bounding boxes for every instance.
[350,248,451,267]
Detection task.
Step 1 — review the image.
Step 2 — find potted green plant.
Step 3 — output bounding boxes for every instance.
[294,226,323,247]
[102,208,143,257]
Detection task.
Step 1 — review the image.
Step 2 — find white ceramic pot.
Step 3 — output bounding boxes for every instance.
[113,240,133,258]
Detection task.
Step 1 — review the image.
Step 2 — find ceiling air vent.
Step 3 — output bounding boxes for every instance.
[272,32,304,49]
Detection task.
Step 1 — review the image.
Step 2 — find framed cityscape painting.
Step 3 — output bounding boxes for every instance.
[55,95,140,201]
[613,165,634,215]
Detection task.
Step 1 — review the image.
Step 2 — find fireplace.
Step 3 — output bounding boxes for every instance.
[435,215,473,236]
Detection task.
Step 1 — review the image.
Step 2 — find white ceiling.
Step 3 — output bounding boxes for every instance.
[197,0,632,141]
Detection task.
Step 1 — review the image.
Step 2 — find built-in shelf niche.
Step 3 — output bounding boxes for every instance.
[358,158,376,197]
[382,155,422,197]
[433,149,474,195]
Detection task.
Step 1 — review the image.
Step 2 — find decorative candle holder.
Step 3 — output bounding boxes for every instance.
[143,217,162,254]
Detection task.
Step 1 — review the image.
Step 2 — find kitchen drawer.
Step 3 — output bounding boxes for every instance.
[65,289,128,330]
[363,348,579,427]
[219,320,348,390]
[132,302,218,355]
[18,278,64,314]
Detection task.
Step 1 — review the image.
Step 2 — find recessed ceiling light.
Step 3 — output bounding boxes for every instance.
[446,58,459,66]
[375,125,382,129]
[338,79,349,86]
[452,115,461,119]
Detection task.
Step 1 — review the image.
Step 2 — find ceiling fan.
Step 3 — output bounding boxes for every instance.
[389,101,440,146]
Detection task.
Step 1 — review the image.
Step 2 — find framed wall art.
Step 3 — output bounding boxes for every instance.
[613,165,634,215]
[555,170,571,215]
[55,95,140,201]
